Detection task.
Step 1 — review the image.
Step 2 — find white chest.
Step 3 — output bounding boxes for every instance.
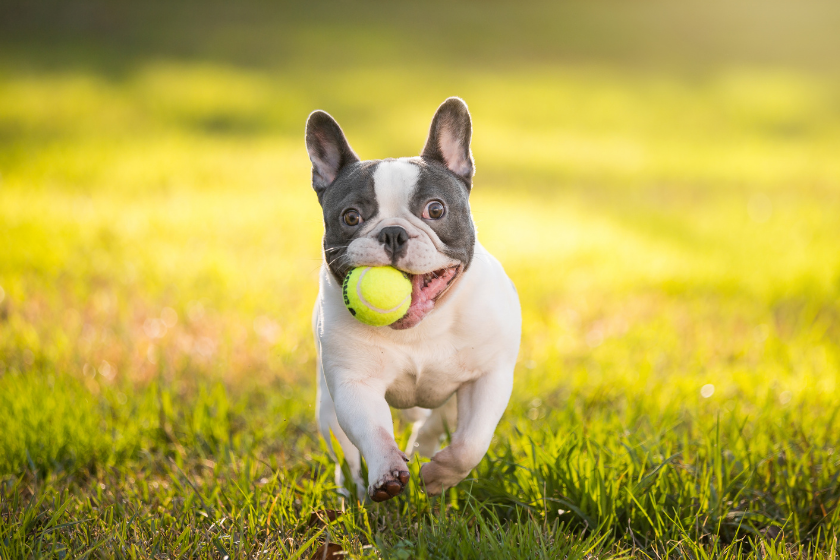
[380,342,482,409]
[316,241,521,412]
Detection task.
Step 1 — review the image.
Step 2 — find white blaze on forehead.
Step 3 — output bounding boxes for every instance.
[372,159,419,218]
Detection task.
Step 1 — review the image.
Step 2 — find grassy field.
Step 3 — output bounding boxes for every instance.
[2,1,840,558]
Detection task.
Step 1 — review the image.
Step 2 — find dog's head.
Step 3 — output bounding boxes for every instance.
[305,98,476,329]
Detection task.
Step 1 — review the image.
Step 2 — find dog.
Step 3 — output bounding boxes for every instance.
[307,98,521,502]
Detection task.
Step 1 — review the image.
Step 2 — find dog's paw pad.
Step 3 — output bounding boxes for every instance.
[370,470,410,502]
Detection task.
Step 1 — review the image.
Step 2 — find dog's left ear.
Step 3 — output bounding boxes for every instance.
[421,97,474,186]
[305,110,360,198]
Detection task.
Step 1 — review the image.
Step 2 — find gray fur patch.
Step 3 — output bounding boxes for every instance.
[321,161,381,279]
[410,159,475,269]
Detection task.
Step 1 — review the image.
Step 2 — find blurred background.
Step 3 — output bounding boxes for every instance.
[1,0,840,554]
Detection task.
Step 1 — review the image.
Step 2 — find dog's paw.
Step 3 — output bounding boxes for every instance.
[419,461,455,496]
[369,468,410,502]
[368,449,410,502]
[420,445,473,496]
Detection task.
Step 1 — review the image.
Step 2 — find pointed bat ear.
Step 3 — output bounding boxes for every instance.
[305,110,360,196]
[421,97,474,186]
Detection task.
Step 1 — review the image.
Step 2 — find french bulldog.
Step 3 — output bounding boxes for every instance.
[308,98,521,502]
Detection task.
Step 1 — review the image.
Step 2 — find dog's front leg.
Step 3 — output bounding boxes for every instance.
[330,378,411,502]
[420,364,514,495]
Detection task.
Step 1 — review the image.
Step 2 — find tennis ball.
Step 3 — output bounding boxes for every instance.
[342,266,412,326]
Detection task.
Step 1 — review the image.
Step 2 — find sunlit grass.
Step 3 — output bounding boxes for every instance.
[2,1,840,557]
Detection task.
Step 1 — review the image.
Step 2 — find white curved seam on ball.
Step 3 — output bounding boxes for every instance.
[356,267,411,314]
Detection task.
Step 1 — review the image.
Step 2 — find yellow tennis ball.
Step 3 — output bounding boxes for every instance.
[342,266,412,326]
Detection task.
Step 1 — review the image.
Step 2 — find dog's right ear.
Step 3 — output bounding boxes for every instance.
[305,111,360,196]
[421,97,474,186]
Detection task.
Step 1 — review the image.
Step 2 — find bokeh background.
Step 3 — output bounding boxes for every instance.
[1,0,840,557]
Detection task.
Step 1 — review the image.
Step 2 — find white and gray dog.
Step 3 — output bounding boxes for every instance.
[307,98,521,502]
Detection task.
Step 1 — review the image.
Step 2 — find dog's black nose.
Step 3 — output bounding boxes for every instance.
[378,226,409,260]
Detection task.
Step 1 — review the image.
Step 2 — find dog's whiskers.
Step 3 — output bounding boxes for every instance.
[327,253,349,269]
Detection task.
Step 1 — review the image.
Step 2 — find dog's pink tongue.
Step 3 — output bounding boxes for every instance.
[390,268,459,330]
[390,274,434,330]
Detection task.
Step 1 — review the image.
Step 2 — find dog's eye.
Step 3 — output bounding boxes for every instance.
[343,209,362,227]
[422,200,445,220]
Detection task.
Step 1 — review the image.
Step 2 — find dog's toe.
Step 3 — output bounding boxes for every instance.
[369,470,410,502]
[371,489,391,502]
[384,480,402,496]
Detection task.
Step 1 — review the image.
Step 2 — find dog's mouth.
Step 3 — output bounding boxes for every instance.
[390,265,462,330]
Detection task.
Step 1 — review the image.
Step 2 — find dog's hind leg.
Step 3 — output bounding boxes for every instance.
[316,342,365,501]
[401,407,431,457]
[409,397,457,458]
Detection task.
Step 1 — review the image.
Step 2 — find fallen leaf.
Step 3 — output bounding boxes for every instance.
[310,542,343,560]
[307,509,342,528]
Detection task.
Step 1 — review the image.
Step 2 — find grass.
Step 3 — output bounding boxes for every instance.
[1,0,840,557]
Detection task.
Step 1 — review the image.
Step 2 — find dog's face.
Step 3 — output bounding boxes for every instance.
[306,98,476,329]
